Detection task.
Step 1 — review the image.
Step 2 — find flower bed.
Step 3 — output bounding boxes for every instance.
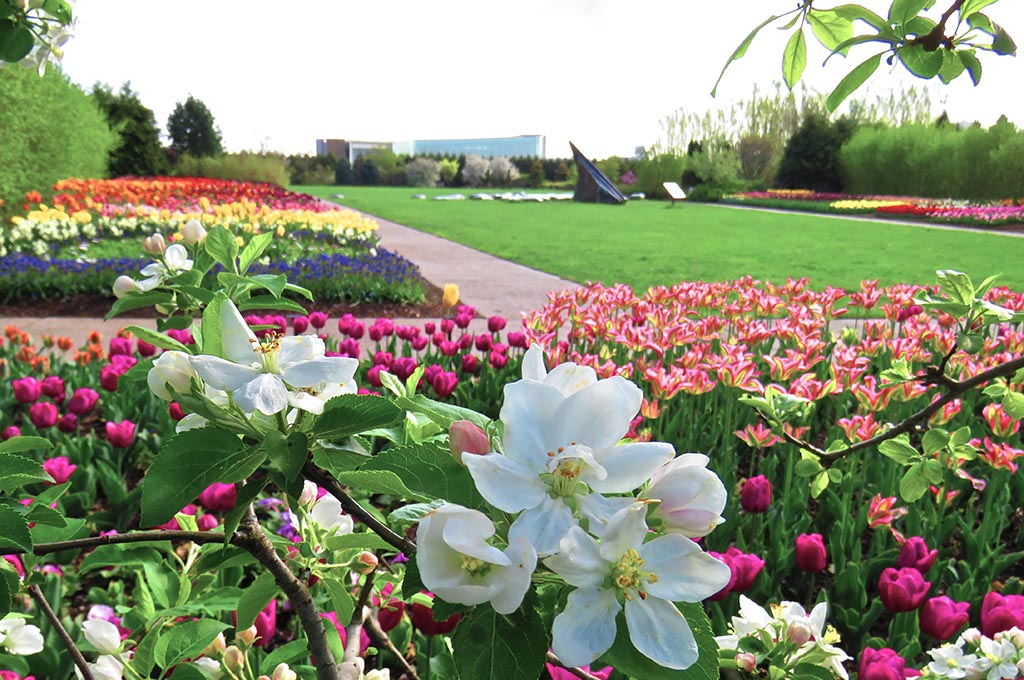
[726,190,1024,227]
[1,178,426,306]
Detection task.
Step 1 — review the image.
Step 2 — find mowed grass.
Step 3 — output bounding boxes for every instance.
[298,186,1024,292]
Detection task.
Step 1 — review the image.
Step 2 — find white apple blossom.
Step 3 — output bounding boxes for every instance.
[973,637,1019,680]
[417,504,536,615]
[88,654,125,680]
[190,300,358,415]
[640,453,727,538]
[193,656,223,679]
[0,616,44,655]
[137,243,193,292]
[928,644,974,679]
[270,663,298,680]
[464,359,674,556]
[183,219,208,245]
[308,494,354,537]
[544,504,731,669]
[82,618,122,655]
[112,275,139,299]
[147,350,198,401]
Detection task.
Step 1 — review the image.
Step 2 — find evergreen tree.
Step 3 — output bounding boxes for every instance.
[775,113,855,192]
[359,158,380,185]
[92,82,168,176]
[167,96,224,158]
[334,157,354,185]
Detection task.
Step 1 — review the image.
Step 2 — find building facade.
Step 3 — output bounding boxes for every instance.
[318,135,546,161]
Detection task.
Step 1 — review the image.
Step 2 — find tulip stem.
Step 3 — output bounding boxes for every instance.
[27,583,94,680]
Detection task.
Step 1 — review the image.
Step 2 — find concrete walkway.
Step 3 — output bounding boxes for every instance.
[0,209,582,347]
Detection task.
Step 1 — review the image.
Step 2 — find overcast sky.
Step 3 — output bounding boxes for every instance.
[59,0,1024,159]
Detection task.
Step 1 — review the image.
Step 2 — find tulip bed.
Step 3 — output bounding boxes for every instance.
[0,178,427,305]
[1,269,1022,679]
[725,190,1024,228]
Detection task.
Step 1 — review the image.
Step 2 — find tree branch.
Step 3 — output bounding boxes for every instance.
[232,507,341,680]
[545,652,603,680]
[364,612,422,680]
[344,570,376,663]
[302,463,416,554]
[781,354,1024,467]
[907,0,966,50]
[28,529,228,556]
[28,584,93,680]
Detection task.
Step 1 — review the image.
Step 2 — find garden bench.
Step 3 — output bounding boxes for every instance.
[663,181,687,206]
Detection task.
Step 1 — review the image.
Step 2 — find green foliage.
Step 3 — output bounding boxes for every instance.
[359,158,380,185]
[167,95,224,158]
[0,66,114,217]
[92,82,168,177]
[451,603,549,680]
[173,152,289,186]
[687,140,741,187]
[840,117,1024,200]
[438,158,459,186]
[285,153,335,185]
[334,156,354,185]
[634,152,687,198]
[775,112,856,191]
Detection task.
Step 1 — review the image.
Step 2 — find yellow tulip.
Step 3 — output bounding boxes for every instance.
[443,283,460,310]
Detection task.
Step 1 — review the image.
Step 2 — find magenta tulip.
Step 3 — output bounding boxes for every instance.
[28,402,58,429]
[57,412,77,433]
[487,316,507,333]
[108,337,132,357]
[2,426,21,440]
[432,371,458,399]
[308,311,327,329]
[981,591,1024,637]
[12,376,41,404]
[136,340,157,357]
[897,536,938,574]
[740,475,772,513]
[40,376,65,403]
[858,647,908,680]
[878,567,930,612]
[253,599,276,647]
[42,456,77,484]
[67,388,100,415]
[197,483,238,512]
[724,547,765,592]
[919,596,969,640]
[105,420,136,448]
[795,533,827,572]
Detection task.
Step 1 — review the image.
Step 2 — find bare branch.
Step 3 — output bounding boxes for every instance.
[28,529,227,556]
[28,584,93,680]
[302,463,416,554]
[364,613,422,680]
[907,0,967,50]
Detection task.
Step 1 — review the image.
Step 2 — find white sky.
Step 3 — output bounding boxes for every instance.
[59,0,1024,159]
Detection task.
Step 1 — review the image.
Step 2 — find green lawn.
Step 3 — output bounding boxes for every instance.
[297,186,1024,292]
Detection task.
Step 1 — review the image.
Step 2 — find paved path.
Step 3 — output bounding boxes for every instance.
[0,208,583,347]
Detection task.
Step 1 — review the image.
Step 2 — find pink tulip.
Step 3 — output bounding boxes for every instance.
[136,340,157,357]
[740,475,771,513]
[28,401,58,429]
[105,420,136,448]
[198,483,237,512]
[42,456,77,484]
[67,388,100,415]
[2,426,21,440]
[858,647,908,680]
[432,371,458,398]
[487,316,507,333]
[981,591,1024,637]
[897,537,938,574]
[57,412,77,433]
[795,533,827,572]
[292,316,309,334]
[40,376,66,403]
[12,376,41,403]
[308,311,327,329]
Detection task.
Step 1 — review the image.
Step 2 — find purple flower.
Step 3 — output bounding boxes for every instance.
[858,647,908,680]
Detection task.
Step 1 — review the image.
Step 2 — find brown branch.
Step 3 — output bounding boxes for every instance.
[28,584,93,680]
[232,507,341,680]
[344,570,376,662]
[302,463,416,554]
[907,0,966,50]
[782,354,1024,467]
[28,530,227,556]
[364,612,422,680]
[546,652,603,680]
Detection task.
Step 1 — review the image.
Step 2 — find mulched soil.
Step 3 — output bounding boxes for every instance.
[0,278,449,319]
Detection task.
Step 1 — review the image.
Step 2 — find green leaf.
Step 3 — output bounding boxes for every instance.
[0,505,31,554]
[323,578,355,626]
[358,442,485,508]
[990,23,1017,55]
[105,291,174,320]
[395,394,492,431]
[238,231,275,274]
[388,500,447,530]
[323,532,396,552]
[223,481,266,541]
[904,16,936,36]
[0,23,34,62]
[711,13,785,96]
[313,395,403,441]
[141,428,266,527]
[810,470,830,498]
[264,431,308,483]
[827,53,882,111]
[783,29,807,89]
[161,665,208,680]
[959,0,998,19]
[1003,391,1024,420]
[878,437,920,465]
[794,457,824,477]
[922,429,950,456]
[0,566,13,617]
[236,572,278,630]
[452,603,549,680]
[808,9,854,54]
[0,452,53,493]
[832,4,891,32]
[956,48,983,85]
[957,332,984,354]
[888,0,931,28]
[153,619,230,670]
[200,294,225,359]
[0,436,52,454]
[938,49,967,83]
[599,603,718,680]
[203,226,239,272]
[937,269,975,305]
[217,272,288,299]
[80,545,165,573]
[923,458,945,484]
[260,639,311,675]
[236,295,308,315]
[24,503,65,528]
[122,325,191,354]
[400,553,427,601]
[899,463,930,501]
[324,469,431,503]
[899,45,944,78]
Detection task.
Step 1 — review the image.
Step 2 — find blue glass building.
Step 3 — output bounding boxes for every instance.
[392,135,546,158]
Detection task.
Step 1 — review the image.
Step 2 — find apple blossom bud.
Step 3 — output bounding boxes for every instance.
[449,420,489,464]
[183,219,208,245]
[1005,628,1024,648]
[787,619,812,646]
[112,275,138,299]
[735,652,757,672]
[236,626,258,645]
[961,627,982,645]
[298,480,318,506]
[223,645,245,671]
[81,619,122,655]
[193,657,222,679]
[143,233,167,255]
[203,632,227,656]
[259,676,272,680]
[353,551,378,575]
[271,663,298,680]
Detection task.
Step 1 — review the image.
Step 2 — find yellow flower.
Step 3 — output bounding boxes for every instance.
[443,283,460,310]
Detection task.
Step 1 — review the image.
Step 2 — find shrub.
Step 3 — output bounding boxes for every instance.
[736,134,778,183]
[438,158,459,186]
[488,157,519,187]
[688,140,741,187]
[92,82,168,177]
[686,184,725,202]
[167,96,223,158]
[334,157,354,185]
[172,152,289,186]
[775,113,855,192]
[633,153,686,198]
[462,155,489,187]
[359,158,380,186]
[0,66,114,220]
[286,154,335,185]
[405,157,441,187]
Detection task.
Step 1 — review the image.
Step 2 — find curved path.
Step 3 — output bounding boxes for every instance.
[0,209,582,347]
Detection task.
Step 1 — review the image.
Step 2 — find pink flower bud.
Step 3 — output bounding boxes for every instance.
[787,619,812,646]
[449,420,490,464]
[354,551,378,575]
[795,533,827,572]
[203,632,227,656]
[740,475,771,513]
[735,652,757,672]
[28,401,58,429]
[897,536,938,574]
[223,645,245,670]
[42,456,76,485]
[236,626,258,645]
[168,402,185,421]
